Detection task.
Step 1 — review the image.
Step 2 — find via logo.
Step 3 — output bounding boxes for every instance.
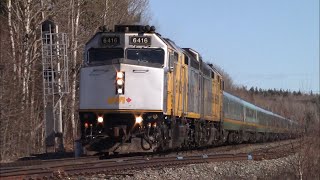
[107,96,132,104]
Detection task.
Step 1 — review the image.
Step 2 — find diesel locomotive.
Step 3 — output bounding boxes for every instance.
[79,25,297,154]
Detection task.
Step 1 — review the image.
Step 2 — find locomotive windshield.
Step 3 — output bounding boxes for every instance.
[88,48,124,63]
[126,48,164,65]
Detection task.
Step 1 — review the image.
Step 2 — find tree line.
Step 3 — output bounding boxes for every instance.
[247,86,315,97]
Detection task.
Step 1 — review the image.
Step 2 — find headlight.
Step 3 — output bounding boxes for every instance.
[117,79,124,86]
[135,116,143,124]
[97,116,104,123]
[117,88,123,94]
[117,72,124,79]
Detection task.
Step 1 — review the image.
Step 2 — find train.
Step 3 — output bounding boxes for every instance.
[79,25,297,155]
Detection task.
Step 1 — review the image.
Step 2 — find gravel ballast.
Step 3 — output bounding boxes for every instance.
[80,155,297,180]
[70,139,319,180]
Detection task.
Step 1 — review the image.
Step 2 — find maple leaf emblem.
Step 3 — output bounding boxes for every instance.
[126,97,132,103]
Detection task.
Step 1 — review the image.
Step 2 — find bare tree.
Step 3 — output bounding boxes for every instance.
[287,133,320,179]
[7,0,17,78]
[1,0,46,160]
[70,0,81,140]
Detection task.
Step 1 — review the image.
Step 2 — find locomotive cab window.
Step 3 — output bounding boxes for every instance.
[190,58,199,69]
[184,55,189,65]
[174,52,178,62]
[126,48,165,65]
[88,48,124,63]
[168,51,178,70]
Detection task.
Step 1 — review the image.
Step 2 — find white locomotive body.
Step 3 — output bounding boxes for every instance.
[79,25,170,153]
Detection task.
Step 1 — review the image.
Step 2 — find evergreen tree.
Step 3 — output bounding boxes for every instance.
[249,87,254,94]
[297,90,302,96]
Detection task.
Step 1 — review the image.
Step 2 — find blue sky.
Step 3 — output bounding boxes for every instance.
[149,0,319,93]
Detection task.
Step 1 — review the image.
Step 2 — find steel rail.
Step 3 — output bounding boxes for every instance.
[0,139,298,179]
[0,151,291,180]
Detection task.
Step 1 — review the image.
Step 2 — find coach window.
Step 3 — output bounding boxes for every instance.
[246,108,253,122]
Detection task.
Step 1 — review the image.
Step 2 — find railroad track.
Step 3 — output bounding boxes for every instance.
[1,150,292,180]
[1,139,299,180]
